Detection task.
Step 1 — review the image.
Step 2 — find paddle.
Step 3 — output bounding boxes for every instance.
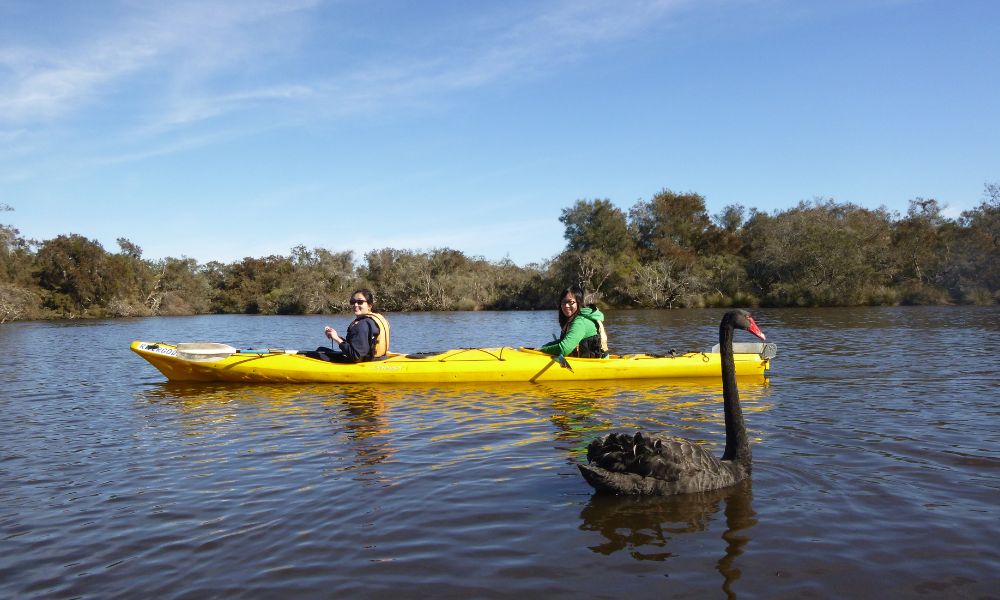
[175,343,296,361]
[176,342,238,356]
[554,354,574,373]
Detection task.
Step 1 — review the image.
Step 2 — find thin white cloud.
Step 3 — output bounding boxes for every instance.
[3,0,690,125]
[0,0,319,124]
[143,84,316,131]
[199,0,680,138]
[0,46,137,122]
[1,0,694,169]
[309,0,693,117]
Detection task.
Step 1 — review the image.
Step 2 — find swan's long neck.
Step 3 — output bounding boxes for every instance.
[720,316,751,465]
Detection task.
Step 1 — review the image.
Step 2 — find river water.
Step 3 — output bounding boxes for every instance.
[1,307,997,599]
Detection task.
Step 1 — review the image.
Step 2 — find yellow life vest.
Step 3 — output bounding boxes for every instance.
[561,313,609,358]
[594,319,608,354]
[360,312,390,358]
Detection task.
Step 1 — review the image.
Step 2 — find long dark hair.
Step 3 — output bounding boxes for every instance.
[557,286,585,329]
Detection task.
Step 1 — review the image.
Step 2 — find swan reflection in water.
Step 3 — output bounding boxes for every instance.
[579,479,757,597]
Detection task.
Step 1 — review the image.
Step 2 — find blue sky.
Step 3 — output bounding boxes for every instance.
[2,0,997,266]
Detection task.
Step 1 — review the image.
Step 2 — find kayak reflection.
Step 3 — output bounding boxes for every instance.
[140,377,771,413]
[540,377,773,458]
[138,382,398,483]
[136,378,773,490]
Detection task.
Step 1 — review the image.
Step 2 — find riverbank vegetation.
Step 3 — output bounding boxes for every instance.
[2,184,997,322]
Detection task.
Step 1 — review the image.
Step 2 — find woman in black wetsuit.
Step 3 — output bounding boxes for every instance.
[310,289,390,362]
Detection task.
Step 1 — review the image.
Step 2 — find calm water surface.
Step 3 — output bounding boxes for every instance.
[1,307,998,599]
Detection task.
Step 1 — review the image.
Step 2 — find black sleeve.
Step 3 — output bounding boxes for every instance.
[339,317,378,362]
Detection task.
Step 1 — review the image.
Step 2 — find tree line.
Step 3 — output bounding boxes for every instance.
[1,183,997,322]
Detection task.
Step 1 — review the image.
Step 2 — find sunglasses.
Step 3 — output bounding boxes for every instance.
[562,300,577,306]
[349,298,367,306]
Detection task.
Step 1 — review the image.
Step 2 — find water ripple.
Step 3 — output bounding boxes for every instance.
[1,308,998,598]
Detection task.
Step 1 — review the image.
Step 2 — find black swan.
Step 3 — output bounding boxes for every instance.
[578,309,766,495]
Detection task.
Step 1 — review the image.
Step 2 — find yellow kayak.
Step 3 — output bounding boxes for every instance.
[130,341,775,383]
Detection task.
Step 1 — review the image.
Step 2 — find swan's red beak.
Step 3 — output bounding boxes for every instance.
[747,317,766,340]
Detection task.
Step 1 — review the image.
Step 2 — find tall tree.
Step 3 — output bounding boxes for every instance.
[1,207,35,286]
[559,199,631,257]
[743,199,895,306]
[890,198,953,300]
[628,189,716,265]
[35,234,112,312]
[950,183,1000,300]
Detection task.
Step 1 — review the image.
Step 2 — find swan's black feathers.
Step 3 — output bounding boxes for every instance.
[578,309,764,496]
[584,432,736,493]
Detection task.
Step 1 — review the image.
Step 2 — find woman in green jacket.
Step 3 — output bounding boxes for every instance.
[540,286,608,358]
